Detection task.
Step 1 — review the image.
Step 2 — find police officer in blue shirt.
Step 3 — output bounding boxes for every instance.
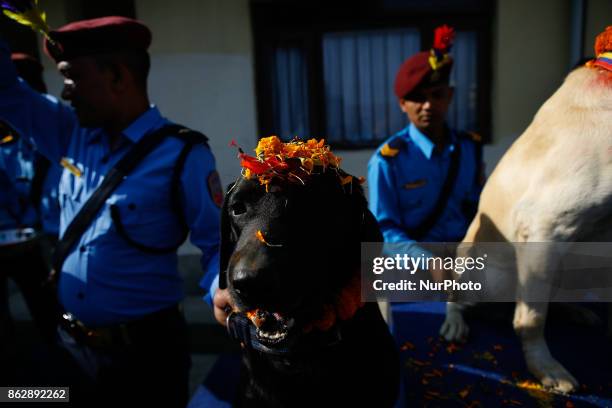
[0,16,221,407]
[0,53,61,348]
[368,26,484,282]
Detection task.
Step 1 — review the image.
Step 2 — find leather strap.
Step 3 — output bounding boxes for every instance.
[52,124,186,273]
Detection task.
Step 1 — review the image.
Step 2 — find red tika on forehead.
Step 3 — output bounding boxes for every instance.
[234,136,345,190]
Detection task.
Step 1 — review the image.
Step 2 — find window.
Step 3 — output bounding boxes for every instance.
[269,44,311,140]
[323,28,420,145]
[252,0,493,148]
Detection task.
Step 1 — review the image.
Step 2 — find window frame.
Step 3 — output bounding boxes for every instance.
[251,0,494,149]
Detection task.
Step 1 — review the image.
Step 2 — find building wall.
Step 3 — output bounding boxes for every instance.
[485,0,571,170]
[38,0,70,91]
[136,0,257,186]
[584,0,611,57]
[33,0,610,188]
[38,0,258,188]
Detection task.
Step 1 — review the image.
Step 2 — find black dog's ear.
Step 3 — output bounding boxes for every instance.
[343,175,383,243]
[360,208,383,242]
[218,181,237,290]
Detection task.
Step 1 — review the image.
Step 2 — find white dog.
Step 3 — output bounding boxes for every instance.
[440,61,612,393]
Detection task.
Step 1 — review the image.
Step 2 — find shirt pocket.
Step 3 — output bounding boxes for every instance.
[398,178,428,207]
[397,178,433,227]
[109,190,177,248]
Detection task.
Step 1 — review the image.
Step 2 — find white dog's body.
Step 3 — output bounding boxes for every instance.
[440,66,612,393]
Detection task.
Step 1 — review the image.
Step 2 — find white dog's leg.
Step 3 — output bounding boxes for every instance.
[514,243,578,393]
[440,301,471,342]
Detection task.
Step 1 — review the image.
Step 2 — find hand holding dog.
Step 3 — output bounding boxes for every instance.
[213,288,233,326]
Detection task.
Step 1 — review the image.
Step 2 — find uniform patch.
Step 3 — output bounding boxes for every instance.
[0,134,15,145]
[380,143,400,158]
[404,179,427,189]
[208,170,223,208]
[0,120,18,146]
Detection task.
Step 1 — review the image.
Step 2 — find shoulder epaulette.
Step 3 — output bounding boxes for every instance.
[171,127,210,149]
[379,135,405,159]
[0,120,19,146]
[461,130,483,143]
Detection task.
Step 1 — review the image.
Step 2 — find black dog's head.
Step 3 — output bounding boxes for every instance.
[220,169,381,348]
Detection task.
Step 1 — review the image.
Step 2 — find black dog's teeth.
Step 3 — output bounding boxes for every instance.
[255,328,288,345]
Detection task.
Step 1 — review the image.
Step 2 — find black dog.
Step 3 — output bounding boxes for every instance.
[219,168,400,408]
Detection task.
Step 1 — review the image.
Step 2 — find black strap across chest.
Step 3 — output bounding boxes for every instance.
[30,153,51,226]
[52,124,208,273]
[407,141,461,240]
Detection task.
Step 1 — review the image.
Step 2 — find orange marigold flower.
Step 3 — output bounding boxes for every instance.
[594,26,612,56]
[235,136,348,187]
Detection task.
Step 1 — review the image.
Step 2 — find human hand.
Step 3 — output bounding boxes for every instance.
[213,288,234,326]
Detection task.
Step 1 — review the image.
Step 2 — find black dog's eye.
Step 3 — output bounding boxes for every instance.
[230,202,247,216]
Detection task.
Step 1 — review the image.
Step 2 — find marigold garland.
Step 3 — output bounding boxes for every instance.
[594,26,612,57]
[235,136,349,191]
[244,274,364,334]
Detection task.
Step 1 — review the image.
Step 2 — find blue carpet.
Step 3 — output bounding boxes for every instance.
[392,302,612,407]
[188,303,611,407]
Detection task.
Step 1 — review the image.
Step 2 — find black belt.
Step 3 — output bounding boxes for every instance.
[0,229,42,260]
[60,304,183,349]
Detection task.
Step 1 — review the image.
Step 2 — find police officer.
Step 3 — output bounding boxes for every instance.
[367,26,484,282]
[0,53,61,350]
[0,16,221,407]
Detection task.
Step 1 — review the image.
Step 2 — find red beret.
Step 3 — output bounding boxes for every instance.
[43,16,151,62]
[394,51,453,100]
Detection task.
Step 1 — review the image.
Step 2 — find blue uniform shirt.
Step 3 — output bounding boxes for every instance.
[0,128,62,235]
[368,123,483,258]
[40,159,62,235]
[0,42,221,326]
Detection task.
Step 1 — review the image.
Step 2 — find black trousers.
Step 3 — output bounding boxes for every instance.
[0,236,60,344]
[57,308,192,408]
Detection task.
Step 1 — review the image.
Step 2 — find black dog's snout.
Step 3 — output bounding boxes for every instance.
[231,268,280,307]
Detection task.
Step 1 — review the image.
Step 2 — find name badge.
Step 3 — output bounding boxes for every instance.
[403,179,427,189]
[60,157,82,177]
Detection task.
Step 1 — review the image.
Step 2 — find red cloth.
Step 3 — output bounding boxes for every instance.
[43,16,151,62]
[393,51,453,99]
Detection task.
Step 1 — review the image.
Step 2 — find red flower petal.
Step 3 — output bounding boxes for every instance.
[433,24,455,51]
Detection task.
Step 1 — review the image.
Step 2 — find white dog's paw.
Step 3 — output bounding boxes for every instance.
[526,356,578,394]
[439,311,469,342]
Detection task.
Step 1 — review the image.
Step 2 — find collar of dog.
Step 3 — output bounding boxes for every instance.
[226,312,342,356]
[591,51,612,71]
